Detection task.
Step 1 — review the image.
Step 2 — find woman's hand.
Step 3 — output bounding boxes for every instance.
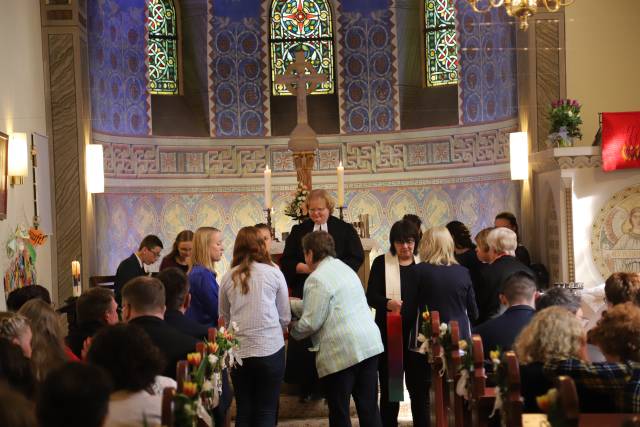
[387,299,403,313]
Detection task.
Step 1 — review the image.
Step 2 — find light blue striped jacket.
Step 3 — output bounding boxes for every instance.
[290,257,383,377]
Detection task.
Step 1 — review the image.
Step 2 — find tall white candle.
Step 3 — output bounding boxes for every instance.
[264,165,272,209]
[337,161,344,207]
[71,260,81,279]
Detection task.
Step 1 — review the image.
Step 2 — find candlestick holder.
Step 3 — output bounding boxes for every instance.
[264,208,275,239]
[72,277,82,298]
[338,206,345,221]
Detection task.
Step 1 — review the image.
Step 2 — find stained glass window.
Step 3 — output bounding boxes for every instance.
[147,0,179,95]
[270,0,334,96]
[424,0,458,87]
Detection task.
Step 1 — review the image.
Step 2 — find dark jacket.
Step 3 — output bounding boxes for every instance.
[473,305,535,358]
[515,245,531,266]
[366,255,419,349]
[414,263,478,340]
[280,215,364,298]
[66,320,105,358]
[129,316,198,379]
[164,309,209,341]
[477,255,534,324]
[113,253,146,306]
[186,265,219,327]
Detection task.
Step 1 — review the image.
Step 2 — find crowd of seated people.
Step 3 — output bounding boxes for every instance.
[2,208,640,427]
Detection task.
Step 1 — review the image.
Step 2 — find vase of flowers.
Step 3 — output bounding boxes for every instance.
[173,324,241,427]
[547,99,583,147]
[284,182,309,223]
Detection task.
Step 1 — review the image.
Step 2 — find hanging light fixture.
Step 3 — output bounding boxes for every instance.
[466,0,574,30]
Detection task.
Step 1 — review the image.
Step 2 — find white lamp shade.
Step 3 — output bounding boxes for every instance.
[86,144,104,193]
[8,133,28,177]
[510,131,529,180]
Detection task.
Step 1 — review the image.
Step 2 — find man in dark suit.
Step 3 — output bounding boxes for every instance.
[477,227,534,324]
[473,272,537,358]
[113,234,163,306]
[157,267,209,341]
[280,189,364,401]
[121,275,197,379]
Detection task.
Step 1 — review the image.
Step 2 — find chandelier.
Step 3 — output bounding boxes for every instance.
[466,0,574,30]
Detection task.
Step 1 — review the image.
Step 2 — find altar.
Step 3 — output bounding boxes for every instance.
[270,238,378,289]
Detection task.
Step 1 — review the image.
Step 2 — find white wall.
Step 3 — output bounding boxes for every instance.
[572,167,640,287]
[0,0,52,309]
[565,0,640,145]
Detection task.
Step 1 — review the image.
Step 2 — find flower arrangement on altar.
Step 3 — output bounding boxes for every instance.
[547,98,583,147]
[284,182,309,222]
[173,323,241,427]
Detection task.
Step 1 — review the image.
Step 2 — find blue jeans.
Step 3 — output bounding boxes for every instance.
[230,346,285,427]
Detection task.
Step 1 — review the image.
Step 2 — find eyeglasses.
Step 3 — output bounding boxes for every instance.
[149,248,162,258]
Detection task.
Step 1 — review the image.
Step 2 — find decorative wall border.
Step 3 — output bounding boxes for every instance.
[144,2,152,135]
[95,119,516,179]
[564,185,575,281]
[206,0,215,136]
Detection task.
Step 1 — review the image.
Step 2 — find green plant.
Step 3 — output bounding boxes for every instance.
[547,99,583,147]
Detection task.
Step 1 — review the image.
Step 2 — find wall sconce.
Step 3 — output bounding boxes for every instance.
[8,133,28,186]
[510,131,529,180]
[86,144,104,193]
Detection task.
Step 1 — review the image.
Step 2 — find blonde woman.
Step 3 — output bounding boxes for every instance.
[186,226,224,327]
[18,299,70,380]
[514,306,587,412]
[0,312,32,358]
[414,226,478,339]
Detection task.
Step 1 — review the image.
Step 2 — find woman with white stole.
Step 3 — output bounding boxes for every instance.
[366,219,429,427]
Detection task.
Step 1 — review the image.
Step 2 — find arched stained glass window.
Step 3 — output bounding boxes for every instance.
[147,0,179,95]
[424,0,458,87]
[270,0,334,96]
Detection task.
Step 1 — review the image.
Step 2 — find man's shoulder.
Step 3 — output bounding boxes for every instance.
[116,253,136,269]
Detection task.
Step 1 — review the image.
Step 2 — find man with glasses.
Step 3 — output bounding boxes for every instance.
[113,234,163,306]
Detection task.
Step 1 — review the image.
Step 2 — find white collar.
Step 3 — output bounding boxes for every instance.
[313,223,328,232]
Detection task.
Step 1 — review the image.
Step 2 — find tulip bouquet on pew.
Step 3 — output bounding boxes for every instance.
[174,323,241,427]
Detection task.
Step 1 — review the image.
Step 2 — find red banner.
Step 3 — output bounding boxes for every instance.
[602,112,640,171]
[386,312,404,402]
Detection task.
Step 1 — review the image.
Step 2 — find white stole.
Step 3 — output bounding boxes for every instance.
[384,252,420,300]
[384,252,402,301]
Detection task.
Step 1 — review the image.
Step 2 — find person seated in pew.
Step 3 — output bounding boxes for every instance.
[87,323,175,427]
[604,272,640,308]
[0,383,38,427]
[473,271,537,359]
[6,285,51,312]
[536,287,606,363]
[513,307,589,413]
[544,302,640,413]
[157,267,209,341]
[0,337,37,400]
[37,362,112,427]
[66,287,119,359]
[0,312,33,359]
[113,234,164,306]
[120,276,198,380]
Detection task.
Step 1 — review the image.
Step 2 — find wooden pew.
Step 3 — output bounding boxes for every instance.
[470,335,496,427]
[502,351,523,427]
[161,387,176,427]
[430,311,447,427]
[447,321,470,427]
[553,376,640,427]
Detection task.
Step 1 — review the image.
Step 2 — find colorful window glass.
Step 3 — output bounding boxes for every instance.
[270,0,334,96]
[147,0,179,95]
[424,0,458,87]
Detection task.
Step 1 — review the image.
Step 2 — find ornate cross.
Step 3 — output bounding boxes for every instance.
[274,51,329,190]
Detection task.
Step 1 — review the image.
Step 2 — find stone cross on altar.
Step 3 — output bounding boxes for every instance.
[274,51,328,191]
